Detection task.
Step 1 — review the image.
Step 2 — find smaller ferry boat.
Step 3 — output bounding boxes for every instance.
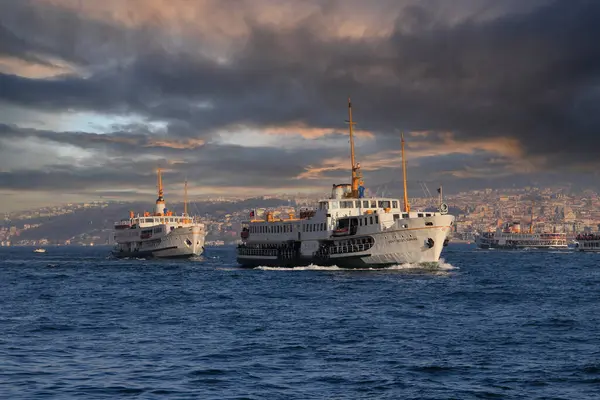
[33,248,46,253]
[575,234,600,252]
[111,170,206,258]
[476,221,567,250]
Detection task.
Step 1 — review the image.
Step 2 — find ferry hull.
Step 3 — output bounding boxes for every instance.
[237,220,452,268]
[112,227,205,259]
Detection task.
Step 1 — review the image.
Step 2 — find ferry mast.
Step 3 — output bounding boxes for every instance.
[346,98,362,198]
[401,133,410,212]
[155,168,166,215]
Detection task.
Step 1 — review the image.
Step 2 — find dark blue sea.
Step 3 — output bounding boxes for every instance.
[1,244,600,399]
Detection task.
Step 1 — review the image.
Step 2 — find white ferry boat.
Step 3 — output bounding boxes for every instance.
[575,234,600,252]
[33,248,46,253]
[237,99,455,268]
[111,170,206,258]
[476,222,568,250]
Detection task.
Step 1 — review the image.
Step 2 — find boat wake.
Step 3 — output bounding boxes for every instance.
[385,258,457,271]
[256,264,343,271]
[255,258,457,271]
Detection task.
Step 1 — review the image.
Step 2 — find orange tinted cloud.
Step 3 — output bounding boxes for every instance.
[297,132,526,180]
[42,0,399,41]
[0,55,78,78]
[145,138,205,149]
[263,123,374,139]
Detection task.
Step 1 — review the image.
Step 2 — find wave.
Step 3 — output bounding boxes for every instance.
[385,258,457,271]
[256,264,343,271]
[255,258,456,271]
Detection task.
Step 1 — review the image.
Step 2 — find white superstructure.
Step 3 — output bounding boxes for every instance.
[111,170,206,258]
[237,99,455,268]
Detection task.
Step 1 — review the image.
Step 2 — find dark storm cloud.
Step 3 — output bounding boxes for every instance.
[2,0,600,175]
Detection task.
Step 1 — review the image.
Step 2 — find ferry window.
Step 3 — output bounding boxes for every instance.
[370,200,377,208]
[359,219,363,226]
[392,201,399,208]
[330,201,339,209]
[319,201,328,210]
[378,201,390,208]
[393,214,400,221]
[370,216,373,224]
[321,223,325,230]
[145,218,153,223]
[426,213,431,217]
[363,200,369,208]
[402,213,409,219]
[418,213,423,217]
[425,222,433,226]
[375,216,379,224]
[365,218,368,225]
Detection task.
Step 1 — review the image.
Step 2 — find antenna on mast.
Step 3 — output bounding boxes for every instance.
[401,132,410,212]
[345,97,362,198]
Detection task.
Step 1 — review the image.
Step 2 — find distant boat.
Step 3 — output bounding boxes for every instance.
[33,248,46,253]
[111,169,206,259]
[475,222,567,250]
[574,234,600,252]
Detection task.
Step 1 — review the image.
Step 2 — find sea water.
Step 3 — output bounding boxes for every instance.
[1,244,599,399]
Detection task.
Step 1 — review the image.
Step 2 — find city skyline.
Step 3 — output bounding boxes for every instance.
[2,0,600,212]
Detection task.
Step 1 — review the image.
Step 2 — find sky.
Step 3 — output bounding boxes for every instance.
[1,0,600,212]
